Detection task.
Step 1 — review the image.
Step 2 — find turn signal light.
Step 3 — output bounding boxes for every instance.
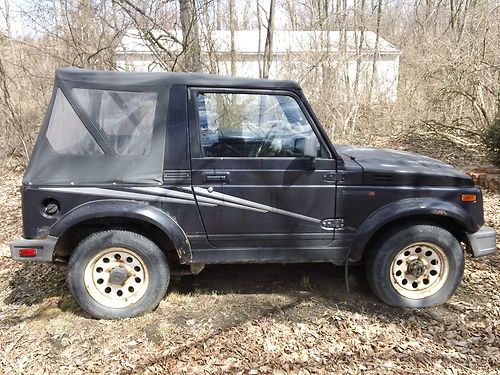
[460,194,477,203]
[19,248,37,257]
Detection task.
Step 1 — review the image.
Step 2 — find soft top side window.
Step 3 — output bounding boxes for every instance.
[197,92,326,158]
[24,83,166,186]
[46,88,158,157]
[46,89,104,155]
[72,88,158,156]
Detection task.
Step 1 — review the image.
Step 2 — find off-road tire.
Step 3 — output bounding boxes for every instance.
[68,230,170,319]
[366,224,464,307]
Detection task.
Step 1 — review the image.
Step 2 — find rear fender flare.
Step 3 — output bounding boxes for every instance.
[49,199,192,263]
[349,198,479,260]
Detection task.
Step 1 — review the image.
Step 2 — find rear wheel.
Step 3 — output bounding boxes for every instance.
[68,230,169,319]
[366,224,464,307]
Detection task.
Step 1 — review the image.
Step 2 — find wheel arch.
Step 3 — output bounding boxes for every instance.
[350,198,479,261]
[50,199,192,264]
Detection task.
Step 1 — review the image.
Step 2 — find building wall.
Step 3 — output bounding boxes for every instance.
[116,52,399,101]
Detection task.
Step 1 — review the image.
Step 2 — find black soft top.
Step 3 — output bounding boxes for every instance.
[56,68,301,90]
[24,68,302,186]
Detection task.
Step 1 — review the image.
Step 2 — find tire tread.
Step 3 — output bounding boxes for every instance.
[365,224,464,308]
[68,230,170,319]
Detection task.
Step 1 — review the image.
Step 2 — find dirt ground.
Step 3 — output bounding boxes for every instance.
[0,162,499,375]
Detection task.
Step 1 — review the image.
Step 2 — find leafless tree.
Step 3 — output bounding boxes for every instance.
[368,0,382,102]
[260,0,275,79]
[0,0,498,163]
[179,0,201,71]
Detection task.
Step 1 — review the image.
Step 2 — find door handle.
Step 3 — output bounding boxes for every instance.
[323,172,343,183]
[205,173,230,182]
[206,175,227,182]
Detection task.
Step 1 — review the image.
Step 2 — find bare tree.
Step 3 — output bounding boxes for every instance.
[228,0,236,76]
[261,0,275,79]
[353,0,367,99]
[0,55,30,159]
[0,0,498,164]
[179,0,201,71]
[368,0,383,102]
[1,0,11,38]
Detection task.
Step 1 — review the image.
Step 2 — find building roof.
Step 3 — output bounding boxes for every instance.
[117,29,400,56]
[55,67,300,89]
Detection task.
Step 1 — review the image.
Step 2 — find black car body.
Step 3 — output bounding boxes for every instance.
[10,68,497,318]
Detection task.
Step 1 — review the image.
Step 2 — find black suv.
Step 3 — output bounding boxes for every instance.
[11,68,497,319]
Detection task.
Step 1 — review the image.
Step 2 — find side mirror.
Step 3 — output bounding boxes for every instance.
[303,134,318,159]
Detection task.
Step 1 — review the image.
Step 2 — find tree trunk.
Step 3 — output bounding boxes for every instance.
[215,0,221,30]
[353,0,366,99]
[2,0,11,38]
[369,0,383,102]
[0,55,29,160]
[262,0,275,79]
[256,1,263,78]
[340,0,349,101]
[179,0,201,72]
[450,0,455,31]
[229,0,236,76]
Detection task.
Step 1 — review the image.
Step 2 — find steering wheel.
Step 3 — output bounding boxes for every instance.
[207,142,241,157]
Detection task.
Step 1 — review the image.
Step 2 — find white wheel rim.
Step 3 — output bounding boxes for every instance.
[84,247,149,309]
[390,242,449,299]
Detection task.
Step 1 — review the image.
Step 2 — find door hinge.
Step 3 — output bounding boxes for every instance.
[321,218,345,230]
[323,172,344,183]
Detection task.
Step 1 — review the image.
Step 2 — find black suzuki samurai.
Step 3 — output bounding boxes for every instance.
[11,68,497,319]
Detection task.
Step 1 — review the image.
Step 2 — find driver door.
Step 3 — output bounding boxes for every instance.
[189,89,337,249]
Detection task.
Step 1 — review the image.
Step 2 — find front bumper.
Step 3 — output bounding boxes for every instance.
[467,225,497,257]
[10,236,58,261]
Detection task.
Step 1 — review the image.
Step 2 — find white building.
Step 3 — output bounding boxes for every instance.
[116,29,400,101]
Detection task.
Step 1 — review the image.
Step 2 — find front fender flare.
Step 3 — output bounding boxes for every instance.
[349,198,479,260]
[50,199,192,263]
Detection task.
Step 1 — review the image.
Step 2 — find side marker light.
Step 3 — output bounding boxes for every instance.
[460,194,477,203]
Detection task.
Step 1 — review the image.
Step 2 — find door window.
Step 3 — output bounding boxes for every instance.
[197,92,324,158]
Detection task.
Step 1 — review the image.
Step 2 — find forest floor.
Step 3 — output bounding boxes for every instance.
[0,155,499,375]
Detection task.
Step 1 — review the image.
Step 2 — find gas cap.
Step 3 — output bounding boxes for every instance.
[41,198,60,217]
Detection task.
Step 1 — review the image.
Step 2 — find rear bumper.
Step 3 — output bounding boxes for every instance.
[10,236,58,261]
[467,225,497,257]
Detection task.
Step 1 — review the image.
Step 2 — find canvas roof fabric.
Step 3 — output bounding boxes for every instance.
[23,68,303,186]
[55,67,300,90]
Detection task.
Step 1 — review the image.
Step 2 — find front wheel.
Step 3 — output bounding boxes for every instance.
[68,230,170,319]
[366,224,464,307]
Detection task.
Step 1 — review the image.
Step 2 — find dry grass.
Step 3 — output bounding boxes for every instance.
[0,160,498,375]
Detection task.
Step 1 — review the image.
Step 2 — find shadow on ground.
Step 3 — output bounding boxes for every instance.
[5,261,371,306]
[172,263,371,299]
[4,262,68,306]
[3,256,494,375]
[3,259,473,325]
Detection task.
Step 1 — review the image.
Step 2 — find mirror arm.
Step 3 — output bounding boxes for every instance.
[305,156,317,170]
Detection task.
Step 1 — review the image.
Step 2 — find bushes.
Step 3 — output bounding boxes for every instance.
[485,114,500,165]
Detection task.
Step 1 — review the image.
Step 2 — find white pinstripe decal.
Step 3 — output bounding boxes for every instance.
[134,186,267,213]
[185,187,321,224]
[40,186,321,223]
[39,187,214,206]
